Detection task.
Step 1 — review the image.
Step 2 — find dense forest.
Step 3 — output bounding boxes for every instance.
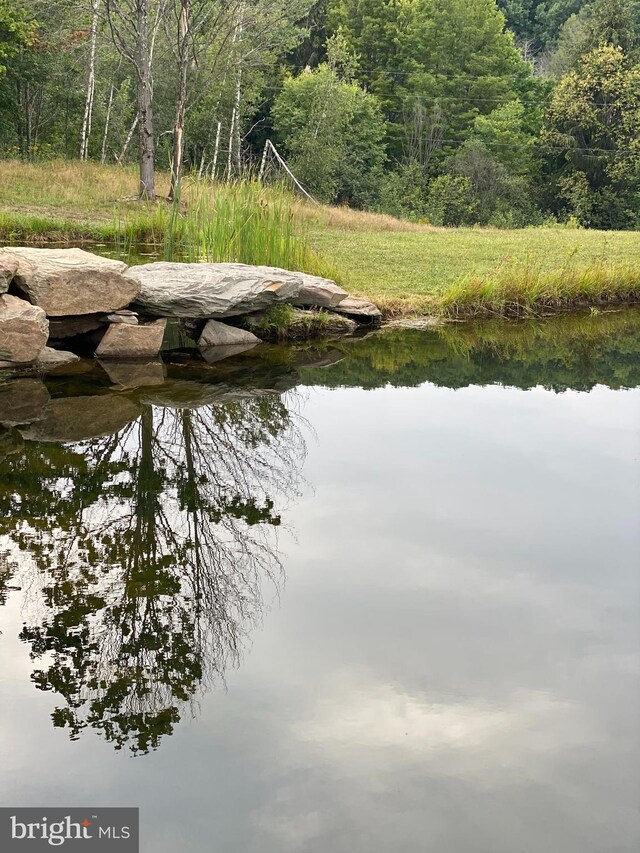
[0,0,639,228]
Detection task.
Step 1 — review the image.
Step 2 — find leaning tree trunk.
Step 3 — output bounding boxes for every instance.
[169,0,190,201]
[80,0,101,160]
[101,83,115,164]
[231,60,243,176]
[136,0,155,200]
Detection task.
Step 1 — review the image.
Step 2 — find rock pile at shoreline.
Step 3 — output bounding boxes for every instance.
[0,247,381,372]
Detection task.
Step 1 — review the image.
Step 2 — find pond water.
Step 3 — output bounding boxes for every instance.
[1,310,639,853]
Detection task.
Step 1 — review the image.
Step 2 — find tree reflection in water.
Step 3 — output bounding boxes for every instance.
[0,390,305,755]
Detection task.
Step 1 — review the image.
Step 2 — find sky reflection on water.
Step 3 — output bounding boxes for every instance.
[1,313,639,853]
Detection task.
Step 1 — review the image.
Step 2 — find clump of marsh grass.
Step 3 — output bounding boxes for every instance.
[435,259,640,318]
[114,178,338,280]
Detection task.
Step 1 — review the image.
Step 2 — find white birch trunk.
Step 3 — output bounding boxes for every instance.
[211,120,221,180]
[80,0,101,160]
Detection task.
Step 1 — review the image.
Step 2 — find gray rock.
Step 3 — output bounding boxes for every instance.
[35,347,81,370]
[48,314,106,339]
[127,262,303,318]
[329,297,382,322]
[198,319,260,348]
[0,247,138,316]
[0,379,50,427]
[294,274,348,308]
[19,394,142,442]
[0,255,19,294]
[95,319,167,359]
[0,294,49,363]
[104,310,139,325]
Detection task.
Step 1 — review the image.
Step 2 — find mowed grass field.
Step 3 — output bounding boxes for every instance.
[1,160,638,316]
[306,219,639,306]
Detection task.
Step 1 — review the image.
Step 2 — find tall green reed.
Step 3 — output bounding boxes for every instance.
[114,178,335,277]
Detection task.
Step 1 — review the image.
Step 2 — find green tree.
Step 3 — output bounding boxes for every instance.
[0,1,32,78]
[332,0,537,159]
[548,0,640,76]
[540,45,640,227]
[271,35,387,204]
[471,100,537,176]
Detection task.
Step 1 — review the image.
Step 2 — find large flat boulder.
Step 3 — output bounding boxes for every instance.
[0,294,49,364]
[198,319,260,348]
[0,247,138,316]
[127,262,303,318]
[95,319,167,359]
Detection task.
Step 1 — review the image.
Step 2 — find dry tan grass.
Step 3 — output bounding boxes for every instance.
[0,159,171,218]
[292,199,438,233]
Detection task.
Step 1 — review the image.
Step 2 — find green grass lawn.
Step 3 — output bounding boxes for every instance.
[308,224,640,311]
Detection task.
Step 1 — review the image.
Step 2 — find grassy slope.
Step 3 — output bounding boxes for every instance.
[307,220,637,302]
[1,160,639,316]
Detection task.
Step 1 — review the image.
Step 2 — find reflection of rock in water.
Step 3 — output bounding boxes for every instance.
[19,394,142,442]
[140,380,283,409]
[0,387,305,755]
[200,342,259,364]
[99,360,167,389]
[0,379,50,427]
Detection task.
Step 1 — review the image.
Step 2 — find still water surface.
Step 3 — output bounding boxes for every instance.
[1,311,639,852]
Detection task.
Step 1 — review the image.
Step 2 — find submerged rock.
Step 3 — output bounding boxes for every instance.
[95,319,167,359]
[0,425,23,460]
[0,294,49,364]
[198,319,260,348]
[0,247,138,316]
[127,262,303,318]
[140,380,278,409]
